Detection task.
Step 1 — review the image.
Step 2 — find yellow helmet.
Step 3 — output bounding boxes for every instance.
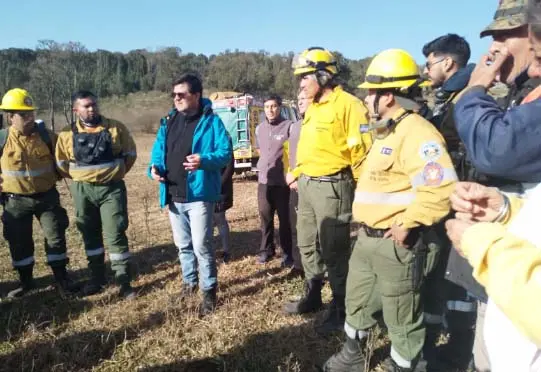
[0,88,37,111]
[292,47,338,76]
[359,49,430,90]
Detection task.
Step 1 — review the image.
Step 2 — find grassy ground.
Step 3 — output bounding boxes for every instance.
[0,134,396,372]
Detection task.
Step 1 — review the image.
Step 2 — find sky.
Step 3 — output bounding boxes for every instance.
[0,0,495,64]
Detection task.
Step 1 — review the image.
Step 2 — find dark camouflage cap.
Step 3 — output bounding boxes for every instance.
[480,0,528,38]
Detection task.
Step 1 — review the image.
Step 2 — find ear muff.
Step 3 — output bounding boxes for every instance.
[315,70,332,87]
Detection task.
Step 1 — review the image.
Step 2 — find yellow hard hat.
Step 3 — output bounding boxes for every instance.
[0,88,37,111]
[359,49,430,90]
[292,47,338,76]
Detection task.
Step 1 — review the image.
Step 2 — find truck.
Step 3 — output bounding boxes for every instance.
[209,91,300,174]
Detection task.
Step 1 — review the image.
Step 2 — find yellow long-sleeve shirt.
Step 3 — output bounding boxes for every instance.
[56,117,137,184]
[353,108,457,229]
[290,86,372,180]
[461,195,541,346]
[1,126,58,194]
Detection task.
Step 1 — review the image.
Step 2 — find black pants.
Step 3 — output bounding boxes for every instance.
[257,184,292,258]
[288,190,303,269]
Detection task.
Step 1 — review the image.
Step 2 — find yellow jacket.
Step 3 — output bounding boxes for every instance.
[353,108,457,228]
[56,117,137,184]
[0,126,58,195]
[461,196,541,346]
[290,86,372,180]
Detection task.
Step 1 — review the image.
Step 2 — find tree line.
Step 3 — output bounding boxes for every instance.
[0,40,373,130]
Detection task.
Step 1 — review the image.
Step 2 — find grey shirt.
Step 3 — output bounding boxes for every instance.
[288,119,302,171]
[256,116,292,185]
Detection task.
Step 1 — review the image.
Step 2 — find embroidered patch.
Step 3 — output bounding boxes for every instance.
[360,124,370,133]
[422,162,444,186]
[419,141,442,162]
[380,147,393,155]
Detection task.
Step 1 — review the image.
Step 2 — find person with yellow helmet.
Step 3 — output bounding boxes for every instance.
[283,47,372,335]
[55,90,137,300]
[0,88,78,298]
[322,49,457,372]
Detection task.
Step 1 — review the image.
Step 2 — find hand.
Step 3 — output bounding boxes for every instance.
[467,47,510,89]
[384,223,410,248]
[450,182,504,222]
[289,181,298,190]
[445,218,476,256]
[151,165,165,182]
[286,172,297,187]
[183,154,201,171]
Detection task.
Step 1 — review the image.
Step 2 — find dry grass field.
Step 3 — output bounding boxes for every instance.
[0,133,397,372]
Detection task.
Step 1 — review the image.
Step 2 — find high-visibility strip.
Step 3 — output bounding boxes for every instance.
[410,167,458,188]
[391,346,412,369]
[109,252,131,261]
[86,247,105,257]
[69,159,123,171]
[47,253,68,263]
[424,313,444,325]
[3,165,54,178]
[447,300,477,312]
[13,256,35,267]
[122,151,137,157]
[344,322,368,341]
[354,191,415,205]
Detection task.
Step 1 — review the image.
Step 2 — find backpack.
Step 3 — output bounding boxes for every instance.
[0,120,53,158]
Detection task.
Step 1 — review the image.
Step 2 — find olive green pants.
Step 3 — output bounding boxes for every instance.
[71,180,131,284]
[345,229,433,363]
[2,188,69,269]
[296,175,354,299]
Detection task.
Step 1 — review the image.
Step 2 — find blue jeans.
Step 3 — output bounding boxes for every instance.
[168,201,217,291]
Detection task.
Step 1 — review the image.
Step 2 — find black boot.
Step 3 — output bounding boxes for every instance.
[7,265,36,298]
[322,336,366,371]
[52,266,80,295]
[316,295,346,335]
[119,282,137,300]
[81,264,107,297]
[200,287,217,316]
[283,279,323,314]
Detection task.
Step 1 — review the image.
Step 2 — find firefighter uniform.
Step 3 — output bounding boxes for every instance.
[323,49,456,372]
[0,88,74,298]
[56,117,137,294]
[285,47,372,334]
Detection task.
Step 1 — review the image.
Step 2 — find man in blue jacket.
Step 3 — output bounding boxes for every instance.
[148,73,232,315]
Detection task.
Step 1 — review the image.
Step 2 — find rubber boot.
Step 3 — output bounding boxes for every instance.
[322,336,366,371]
[52,266,80,296]
[283,279,323,314]
[81,261,107,297]
[316,295,346,335]
[200,287,217,316]
[7,265,36,298]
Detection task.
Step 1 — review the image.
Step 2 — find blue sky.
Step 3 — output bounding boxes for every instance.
[0,0,494,63]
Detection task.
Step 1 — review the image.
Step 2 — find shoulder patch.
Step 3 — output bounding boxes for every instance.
[422,162,444,186]
[380,147,393,155]
[419,141,442,162]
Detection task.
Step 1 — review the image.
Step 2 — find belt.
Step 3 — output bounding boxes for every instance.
[3,190,50,199]
[301,168,352,183]
[359,223,388,238]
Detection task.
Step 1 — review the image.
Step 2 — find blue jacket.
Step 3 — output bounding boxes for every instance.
[148,98,232,208]
[454,86,541,182]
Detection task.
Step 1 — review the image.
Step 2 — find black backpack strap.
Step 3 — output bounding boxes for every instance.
[35,120,53,155]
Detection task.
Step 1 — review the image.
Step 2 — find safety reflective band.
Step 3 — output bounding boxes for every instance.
[424,313,444,325]
[494,5,526,19]
[109,252,131,261]
[3,165,54,178]
[354,191,415,205]
[69,159,123,171]
[447,300,477,312]
[12,256,35,267]
[47,253,68,262]
[86,247,105,256]
[410,167,458,188]
[365,74,420,84]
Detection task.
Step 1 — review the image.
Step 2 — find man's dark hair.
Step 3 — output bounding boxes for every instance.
[173,73,203,96]
[528,0,541,39]
[264,94,282,106]
[72,90,97,104]
[422,34,471,68]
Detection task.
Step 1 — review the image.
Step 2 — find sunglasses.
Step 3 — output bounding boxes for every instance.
[170,92,190,99]
[425,58,447,70]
